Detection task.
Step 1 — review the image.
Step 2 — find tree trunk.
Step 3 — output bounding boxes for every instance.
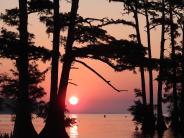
[181,22,184,129]
[156,0,167,131]
[57,58,73,138]
[56,0,79,137]
[145,2,155,130]
[134,2,147,107]
[39,0,61,137]
[169,2,179,129]
[134,3,149,131]
[145,2,154,116]
[13,0,37,138]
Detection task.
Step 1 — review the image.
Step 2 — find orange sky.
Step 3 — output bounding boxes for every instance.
[0,0,164,113]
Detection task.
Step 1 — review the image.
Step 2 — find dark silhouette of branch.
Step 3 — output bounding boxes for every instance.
[84,55,134,71]
[74,59,128,92]
[68,82,78,86]
[97,18,135,28]
[75,17,135,28]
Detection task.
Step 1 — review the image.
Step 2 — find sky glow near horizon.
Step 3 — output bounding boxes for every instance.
[0,0,163,113]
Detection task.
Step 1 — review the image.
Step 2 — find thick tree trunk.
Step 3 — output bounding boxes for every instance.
[49,0,60,113]
[169,3,179,129]
[56,0,79,137]
[57,58,73,138]
[156,0,167,131]
[39,0,61,137]
[13,0,37,138]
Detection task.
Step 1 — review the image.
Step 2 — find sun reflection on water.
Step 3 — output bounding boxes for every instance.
[69,125,78,138]
[68,114,78,138]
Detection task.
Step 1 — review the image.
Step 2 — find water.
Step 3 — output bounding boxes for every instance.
[0,114,181,138]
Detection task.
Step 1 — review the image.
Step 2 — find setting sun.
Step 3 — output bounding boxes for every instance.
[69,96,79,105]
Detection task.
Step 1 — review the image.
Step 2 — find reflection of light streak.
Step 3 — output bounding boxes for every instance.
[70,125,78,138]
[71,114,77,119]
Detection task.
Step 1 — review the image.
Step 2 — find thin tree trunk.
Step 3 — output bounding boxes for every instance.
[169,2,179,129]
[134,4,147,107]
[156,0,167,131]
[145,2,154,116]
[181,22,184,129]
[134,2,149,131]
[13,0,37,138]
[145,1,155,130]
[39,0,60,137]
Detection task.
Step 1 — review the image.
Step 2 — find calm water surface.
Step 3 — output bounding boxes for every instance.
[0,114,181,138]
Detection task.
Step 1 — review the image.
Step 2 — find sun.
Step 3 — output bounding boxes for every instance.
[69,96,79,105]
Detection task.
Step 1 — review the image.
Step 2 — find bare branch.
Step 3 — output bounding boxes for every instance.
[85,55,126,72]
[71,67,79,69]
[75,59,128,92]
[69,82,78,86]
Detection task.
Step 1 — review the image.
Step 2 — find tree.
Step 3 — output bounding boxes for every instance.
[56,0,80,137]
[151,0,184,131]
[37,0,133,137]
[109,0,151,130]
[180,12,184,130]
[13,0,38,137]
[0,62,47,117]
[156,0,167,131]
[38,0,62,137]
[0,0,51,137]
[169,0,179,129]
[144,0,154,123]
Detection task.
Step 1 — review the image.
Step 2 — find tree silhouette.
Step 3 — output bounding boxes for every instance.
[37,1,138,137]
[56,0,79,137]
[1,0,184,137]
[143,0,154,128]
[37,0,63,137]
[109,0,152,131]
[169,0,179,129]
[155,0,167,131]
[0,0,51,137]
[0,63,47,117]
[13,0,38,137]
[180,8,184,130]
[158,0,184,130]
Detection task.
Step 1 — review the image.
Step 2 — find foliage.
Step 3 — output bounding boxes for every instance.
[72,39,146,71]
[65,117,77,127]
[0,62,48,116]
[129,100,145,124]
[128,89,145,124]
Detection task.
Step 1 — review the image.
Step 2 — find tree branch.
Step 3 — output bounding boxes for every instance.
[69,82,78,86]
[85,55,127,71]
[74,59,128,92]
[97,18,135,28]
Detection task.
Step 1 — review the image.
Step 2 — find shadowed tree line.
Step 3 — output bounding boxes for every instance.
[0,0,184,138]
[109,0,184,134]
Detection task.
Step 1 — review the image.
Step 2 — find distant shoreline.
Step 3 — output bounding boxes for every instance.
[0,113,131,115]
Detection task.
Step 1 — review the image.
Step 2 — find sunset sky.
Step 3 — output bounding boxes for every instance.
[0,0,163,113]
